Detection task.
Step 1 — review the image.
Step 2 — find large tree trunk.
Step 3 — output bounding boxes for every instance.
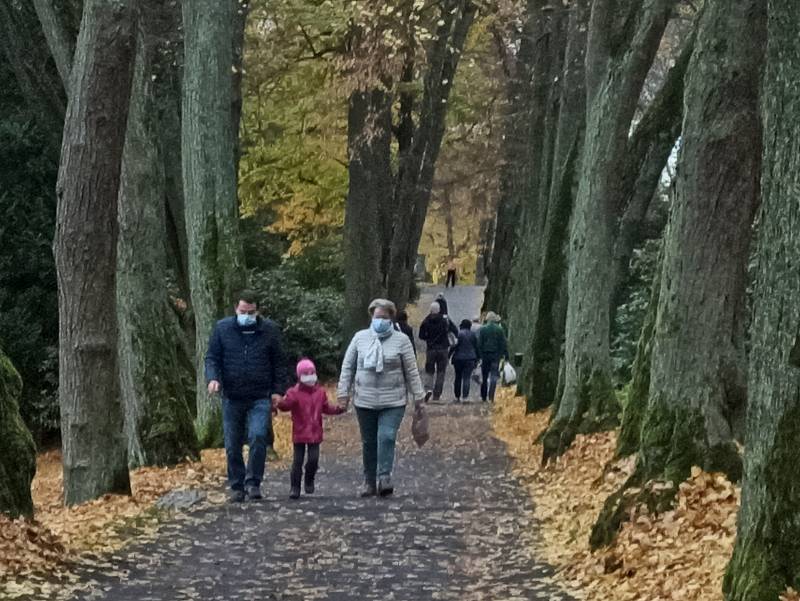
[591,0,766,549]
[54,0,135,505]
[518,0,588,412]
[343,89,393,339]
[542,0,678,462]
[723,2,800,598]
[183,0,246,447]
[117,0,199,468]
[32,0,82,86]
[386,0,476,308]
[0,349,36,518]
[482,0,541,317]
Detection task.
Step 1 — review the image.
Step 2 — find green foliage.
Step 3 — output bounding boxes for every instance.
[611,239,661,386]
[0,67,60,442]
[250,265,345,378]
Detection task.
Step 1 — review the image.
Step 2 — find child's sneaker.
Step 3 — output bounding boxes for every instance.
[289,487,301,500]
[304,479,315,495]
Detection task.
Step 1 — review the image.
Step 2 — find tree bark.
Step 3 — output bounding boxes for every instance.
[343,88,393,340]
[724,5,800,598]
[117,0,199,468]
[517,0,588,412]
[591,0,766,549]
[482,0,542,317]
[32,0,82,87]
[386,0,476,308]
[0,349,36,518]
[543,0,678,463]
[54,0,135,505]
[183,0,246,447]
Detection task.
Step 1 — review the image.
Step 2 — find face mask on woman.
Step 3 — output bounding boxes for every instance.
[299,374,318,386]
[372,317,392,334]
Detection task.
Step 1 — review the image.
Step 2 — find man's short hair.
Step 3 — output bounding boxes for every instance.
[237,289,259,307]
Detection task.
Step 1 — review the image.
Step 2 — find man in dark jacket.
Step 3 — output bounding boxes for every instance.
[205,290,288,502]
[418,301,458,401]
[396,310,416,355]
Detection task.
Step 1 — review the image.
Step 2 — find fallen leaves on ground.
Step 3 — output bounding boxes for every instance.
[492,388,742,601]
[0,414,293,583]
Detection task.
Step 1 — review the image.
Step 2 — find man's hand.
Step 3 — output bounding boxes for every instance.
[208,380,221,395]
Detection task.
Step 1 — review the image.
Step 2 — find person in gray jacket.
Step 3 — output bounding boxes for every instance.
[337,298,426,497]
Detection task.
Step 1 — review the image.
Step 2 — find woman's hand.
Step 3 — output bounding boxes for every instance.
[338,396,350,411]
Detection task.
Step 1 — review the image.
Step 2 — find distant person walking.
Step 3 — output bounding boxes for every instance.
[419,301,458,401]
[205,290,288,502]
[337,299,425,497]
[450,319,479,403]
[396,310,417,356]
[445,258,457,288]
[477,311,508,403]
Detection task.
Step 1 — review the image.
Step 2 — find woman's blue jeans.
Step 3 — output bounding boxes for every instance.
[355,406,406,482]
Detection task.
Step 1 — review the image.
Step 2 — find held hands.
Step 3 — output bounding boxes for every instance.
[208,380,221,395]
[337,397,350,412]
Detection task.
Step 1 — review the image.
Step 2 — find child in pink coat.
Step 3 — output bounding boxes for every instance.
[277,358,347,499]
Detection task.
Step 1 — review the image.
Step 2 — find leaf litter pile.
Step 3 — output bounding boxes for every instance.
[0,414,293,596]
[492,388,742,601]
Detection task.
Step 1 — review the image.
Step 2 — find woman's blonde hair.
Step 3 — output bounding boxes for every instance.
[368,298,397,317]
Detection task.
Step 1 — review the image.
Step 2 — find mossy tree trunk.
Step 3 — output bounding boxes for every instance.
[385,0,476,309]
[183,0,246,448]
[542,0,678,462]
[481,0,542,318]
[54,0,135,505]
[343,88,393,340]
[723,1,800,598]
[518,0,588,412]
[591,0,766,549]
[0,349,36,518]
[117,0,199,468]
[504,0,566,356]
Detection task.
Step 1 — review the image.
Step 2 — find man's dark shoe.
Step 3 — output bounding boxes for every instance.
[246,485,263,501]
[304,479,315,495]
[360,481,377,497]
[228,489,246,503]
[289,487,301,500]
[377,476,394,497]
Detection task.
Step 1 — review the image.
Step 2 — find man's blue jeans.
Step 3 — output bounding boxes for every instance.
[355,406,406,482]
[223,397,270,491]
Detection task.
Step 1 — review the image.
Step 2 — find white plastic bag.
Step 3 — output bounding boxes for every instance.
[501,361,517,386]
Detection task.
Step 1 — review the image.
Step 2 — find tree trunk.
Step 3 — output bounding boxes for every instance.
[0,349,36,518]
[32,0,81,87]
[386,0,476,308]
[518,0,588,412]
[482,0,541,317]
[504,0,565,354]
[343,89,393,340]
[183,0,246,447]
[117,0,199,468]
[724,4,800,598]
[591,0,766,549]
[54,0,135,505]
[543,0,678,463]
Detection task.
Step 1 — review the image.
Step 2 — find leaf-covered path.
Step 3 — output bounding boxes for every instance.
[63,286,572,601]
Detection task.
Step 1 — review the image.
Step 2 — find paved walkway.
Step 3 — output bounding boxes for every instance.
[61,286,570,601]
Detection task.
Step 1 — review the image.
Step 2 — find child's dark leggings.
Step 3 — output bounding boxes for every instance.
[291,443,320,489]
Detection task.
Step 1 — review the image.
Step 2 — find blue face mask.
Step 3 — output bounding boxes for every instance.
[237,313,257,327]
[371,318,392,334]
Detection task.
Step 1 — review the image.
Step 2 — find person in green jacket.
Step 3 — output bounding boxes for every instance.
[477,311,509,402]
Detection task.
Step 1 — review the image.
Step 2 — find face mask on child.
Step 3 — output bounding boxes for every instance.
[371,318,392,334]
[300,374,318,386]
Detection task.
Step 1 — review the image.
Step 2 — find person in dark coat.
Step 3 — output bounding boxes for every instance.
[450,319,479,402]
[418,301,458,401]
[477,311,509,402]
[396,310,416,355]
[434,292,449,317]
[205,290,288,502]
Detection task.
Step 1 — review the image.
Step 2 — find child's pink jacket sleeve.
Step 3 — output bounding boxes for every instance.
[320,390,345,415]
[277,389,296,412]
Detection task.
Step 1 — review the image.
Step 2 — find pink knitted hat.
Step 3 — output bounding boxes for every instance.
[296,358,316,378]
